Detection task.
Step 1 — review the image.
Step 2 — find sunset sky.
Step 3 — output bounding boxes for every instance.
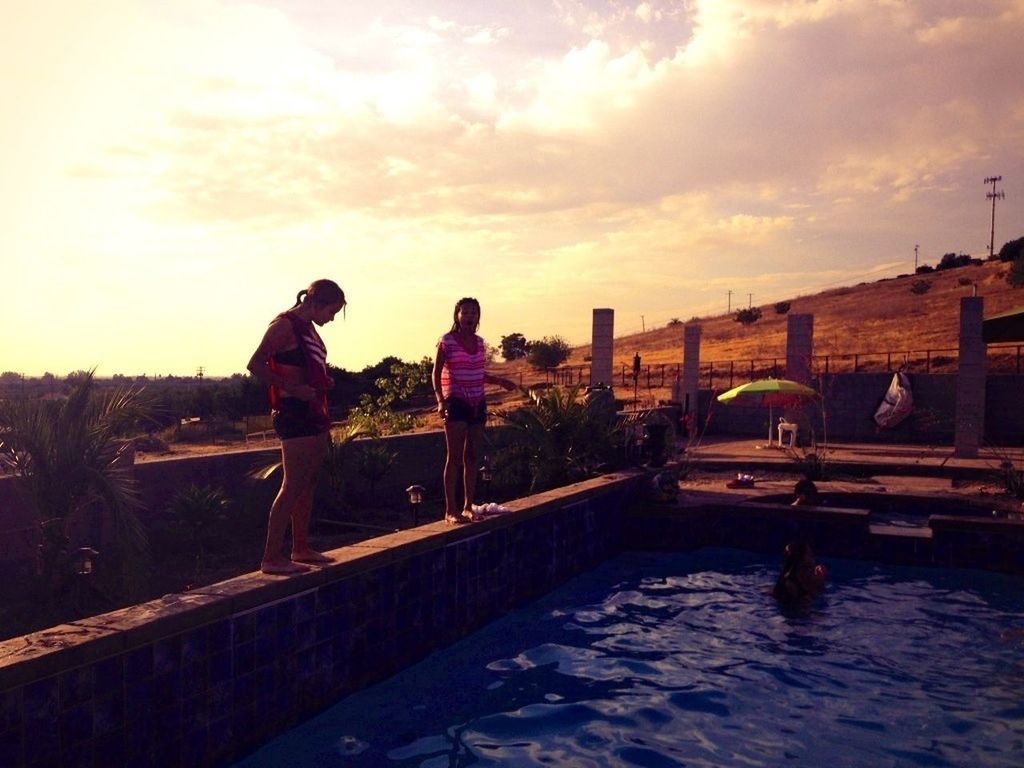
[2,0,1022,377]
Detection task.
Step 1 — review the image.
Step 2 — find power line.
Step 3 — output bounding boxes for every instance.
[984,175,1005,259]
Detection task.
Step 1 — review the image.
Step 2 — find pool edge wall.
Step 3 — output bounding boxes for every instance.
[5,471,1024,768]
[0,471,645,768]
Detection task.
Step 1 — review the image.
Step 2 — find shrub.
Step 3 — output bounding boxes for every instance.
[667,318,682,326]
[915,264,934,274]
[774,301,791,315]
[734,307,762,325]
[1008,257,1024,288]
[527,336,572,369]
[958,276,974,286]
[997,236,1024,263]
[910,280,932,295]
[936,252,972,271]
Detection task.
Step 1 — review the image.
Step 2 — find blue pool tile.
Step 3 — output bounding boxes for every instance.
[123,645,153,683]
[253,605,276,639]
[181,626,209,665]
[209,649,233,685]
[152,635,182,677]
[208,618,232,652]
[93,655,123,691]
[125,678,155,722]
[59,701,93,745]
[232,612,255,645]
[151,669,182,703]
[92,689,124,737]
[92,727,125,766]
[294,592,316,623]
[0,727,22,768]
[0,687,20,731]
[182,693,210,733]
[234,640,255,677]
[22,677,58,726]
[254,628,280,665]
[275,598,296,629]
[181,724,208,768]
[181,659,209,699]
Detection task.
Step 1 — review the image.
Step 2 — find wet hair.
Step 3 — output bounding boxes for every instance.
[794,478,818,501]
[293,279,346,314]
[450,297,481,333]
[773,539,815,602]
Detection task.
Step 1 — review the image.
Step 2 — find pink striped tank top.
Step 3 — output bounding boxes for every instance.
[438,332,486,405]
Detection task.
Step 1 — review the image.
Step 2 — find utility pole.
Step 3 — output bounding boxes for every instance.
[196,366,204,381]
[914,243,919,272]
[727,290,732,313]
[985,175,1005,259]
[641,315,645,332]
[747,293,753,309]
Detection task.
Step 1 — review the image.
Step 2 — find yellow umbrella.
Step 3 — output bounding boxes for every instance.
[716,378,820,445]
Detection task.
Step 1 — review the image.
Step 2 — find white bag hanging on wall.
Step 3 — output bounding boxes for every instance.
[874,371,913,428]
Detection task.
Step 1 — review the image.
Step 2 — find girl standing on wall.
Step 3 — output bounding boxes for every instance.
[432,297,516,524]
[248,279,346,574]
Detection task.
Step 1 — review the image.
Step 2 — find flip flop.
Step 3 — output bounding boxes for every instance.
[261,561,312,575]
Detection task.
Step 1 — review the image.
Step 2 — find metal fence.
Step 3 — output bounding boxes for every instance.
[539,343,1024,393]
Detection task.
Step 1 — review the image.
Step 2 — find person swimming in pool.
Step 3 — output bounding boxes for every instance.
[773,539,828,603]
[791,478,820,506]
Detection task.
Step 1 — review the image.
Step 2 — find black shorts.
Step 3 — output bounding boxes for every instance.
[273,397,329,440]
[443,397,487,425]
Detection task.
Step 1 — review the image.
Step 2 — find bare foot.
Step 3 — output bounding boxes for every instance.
[291,550,334,565]
[445,513,471,525]
[261,560,312,575]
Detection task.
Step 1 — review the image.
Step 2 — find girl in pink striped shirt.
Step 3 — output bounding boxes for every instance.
[432,297,516,524]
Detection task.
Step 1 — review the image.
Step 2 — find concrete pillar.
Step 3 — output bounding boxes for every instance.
[785,314,814,445]
[786,313,814,384]
[590,308,614,388]
[678,323,702,423]
[955,296,986,458]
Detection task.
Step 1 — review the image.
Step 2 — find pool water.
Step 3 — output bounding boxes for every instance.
[233,549,1024,767]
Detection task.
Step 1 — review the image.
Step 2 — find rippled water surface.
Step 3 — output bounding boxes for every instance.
[234,549,1024,767]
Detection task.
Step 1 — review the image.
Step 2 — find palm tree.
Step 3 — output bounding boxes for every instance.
[0,371,151,601]
[495,384,621,491]
[250,422,373,522]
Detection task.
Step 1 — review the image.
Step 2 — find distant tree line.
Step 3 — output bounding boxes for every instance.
[499,333,572,368]
[0,357,438,427]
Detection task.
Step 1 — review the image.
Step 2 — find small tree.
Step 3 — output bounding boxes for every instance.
[1008,256,1024,288]
[996,236,1024,263]
[500,333,528,361]
[936,252,972,271]
[774,301,791,315]
[527,336,572,369]
[734,307,762,325]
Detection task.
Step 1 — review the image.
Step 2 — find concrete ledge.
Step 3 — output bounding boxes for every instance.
[0,469,646,768]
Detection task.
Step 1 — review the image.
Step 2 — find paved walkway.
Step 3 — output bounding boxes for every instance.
[683,435,1021,477]
[671,436,1023,511]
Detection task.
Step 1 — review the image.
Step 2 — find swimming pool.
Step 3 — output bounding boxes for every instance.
[232,548,1024,767]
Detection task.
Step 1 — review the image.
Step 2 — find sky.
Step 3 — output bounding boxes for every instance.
[2,0,1023,378]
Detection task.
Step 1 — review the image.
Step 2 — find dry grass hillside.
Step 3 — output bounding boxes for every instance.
[493,260,1022,400]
